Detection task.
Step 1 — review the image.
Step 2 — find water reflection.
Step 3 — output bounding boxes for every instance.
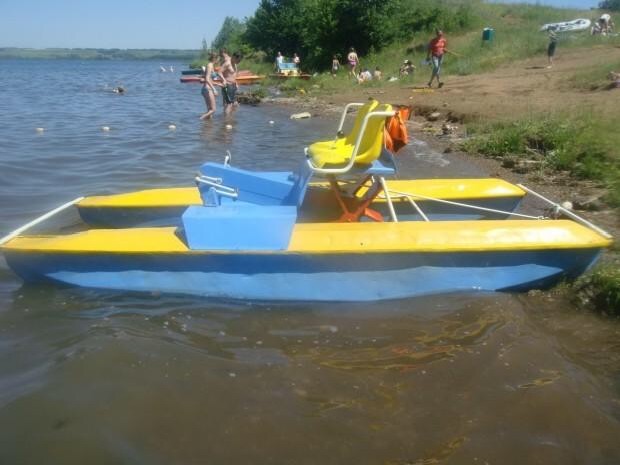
[1,286,619,463]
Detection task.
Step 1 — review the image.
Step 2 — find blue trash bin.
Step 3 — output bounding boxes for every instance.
[482,27,495,42]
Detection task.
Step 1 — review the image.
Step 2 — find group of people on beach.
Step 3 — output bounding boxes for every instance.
[328,29,450,88]
[200,49,240,120]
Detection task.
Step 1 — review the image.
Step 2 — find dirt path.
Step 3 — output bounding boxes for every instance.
[325,45,620,121]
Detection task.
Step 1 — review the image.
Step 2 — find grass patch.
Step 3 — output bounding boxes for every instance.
[565,57,620,91]
[462,112,620,206]
[576,264,620,316]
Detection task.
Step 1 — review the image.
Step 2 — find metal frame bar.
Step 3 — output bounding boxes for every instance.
[378,177,398,222]
[385,189,543,220]
[517,184,613,239]
[0,197,84,246]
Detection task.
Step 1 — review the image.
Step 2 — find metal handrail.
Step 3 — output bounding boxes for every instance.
[195,176,239,199]
[335,102,364,136]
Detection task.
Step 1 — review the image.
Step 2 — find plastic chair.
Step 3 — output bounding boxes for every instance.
[306,104,394,173]
[304,104,398,222]
[307,99,379,155]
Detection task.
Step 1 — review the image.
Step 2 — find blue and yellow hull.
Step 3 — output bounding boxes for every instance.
[77,179,526,227]
[2,220,610,301]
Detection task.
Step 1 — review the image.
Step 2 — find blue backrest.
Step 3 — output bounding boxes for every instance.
[197,161,314,208]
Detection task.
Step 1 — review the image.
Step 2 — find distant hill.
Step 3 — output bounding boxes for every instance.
[0,48,199,60]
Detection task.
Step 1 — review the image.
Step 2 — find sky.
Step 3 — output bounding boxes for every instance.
[0,0,262,49]
[0,0,602,50]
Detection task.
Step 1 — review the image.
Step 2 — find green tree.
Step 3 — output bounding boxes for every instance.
[599,0,620,10]
[244,0,393,69]
[199,37,210,60]
[243,0,475,70]
[212,17,248,53]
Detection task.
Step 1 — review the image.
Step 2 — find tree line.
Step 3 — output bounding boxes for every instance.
[208,0,477,70]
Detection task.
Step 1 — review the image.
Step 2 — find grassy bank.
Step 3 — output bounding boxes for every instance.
[237,3,618,89]
[461,113,620,206]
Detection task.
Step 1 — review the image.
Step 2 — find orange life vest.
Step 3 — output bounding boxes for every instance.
[384,106,410,153]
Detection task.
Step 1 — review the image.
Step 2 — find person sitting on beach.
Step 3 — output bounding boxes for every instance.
[293,53,300,67]
[357,68,372,83]
[399,59,416,77]
[600,13,614,34]
[373,66,383,80]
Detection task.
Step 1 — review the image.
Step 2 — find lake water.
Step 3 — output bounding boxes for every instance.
[0,59,619,464]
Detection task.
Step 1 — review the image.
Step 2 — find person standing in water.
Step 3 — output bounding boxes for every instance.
[426,29,448,88]
[219,49,237,114]
[200,52,222,120]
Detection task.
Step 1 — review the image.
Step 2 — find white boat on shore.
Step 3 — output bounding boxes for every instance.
[540,18,591,33]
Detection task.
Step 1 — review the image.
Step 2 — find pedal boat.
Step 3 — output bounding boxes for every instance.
[0,103,613,302]
[77,100,525,228]
[269,62,312,80]
[76,178,526,228]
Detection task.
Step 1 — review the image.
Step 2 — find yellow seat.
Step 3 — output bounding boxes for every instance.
[308,99,379,154]
[308,104,393,168]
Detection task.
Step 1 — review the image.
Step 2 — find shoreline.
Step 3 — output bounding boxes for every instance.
[259,91,619,313]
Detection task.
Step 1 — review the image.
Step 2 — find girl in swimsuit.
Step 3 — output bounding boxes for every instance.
[347,47,358,79]
[200,52,222,120]
[331,55,340,78]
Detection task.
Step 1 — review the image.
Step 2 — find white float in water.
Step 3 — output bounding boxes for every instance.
[225,124,233,130]
[35,127,44,133]
[101,126,110,132]
[290,112,311,120]
[168,124,177,131]
[269,120,275,125]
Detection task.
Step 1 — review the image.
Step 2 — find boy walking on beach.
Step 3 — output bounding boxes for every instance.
[547,27,558,68]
